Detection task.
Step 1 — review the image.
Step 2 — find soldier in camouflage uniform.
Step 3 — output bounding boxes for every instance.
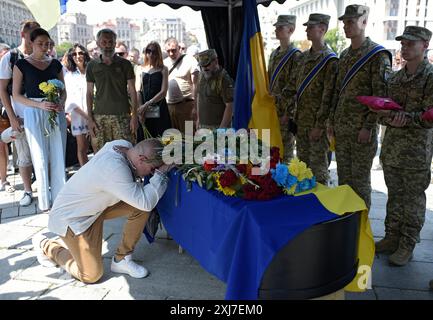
[329,5,391,209]
[195,49,234,130]
[284,14,338,184]
[268,15,301,162]
[372,26,433,266]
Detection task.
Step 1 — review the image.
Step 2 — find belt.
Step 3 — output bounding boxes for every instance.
[168,98,194,105]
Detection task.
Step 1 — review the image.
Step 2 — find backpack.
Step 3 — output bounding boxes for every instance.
[6,48,24,96]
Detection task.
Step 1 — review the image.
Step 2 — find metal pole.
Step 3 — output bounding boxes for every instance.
[228,0,233,74]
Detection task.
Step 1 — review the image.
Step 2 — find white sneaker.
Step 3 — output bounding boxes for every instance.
[19,192,32,206]
[110,254,149,278]
[32,234,57,267]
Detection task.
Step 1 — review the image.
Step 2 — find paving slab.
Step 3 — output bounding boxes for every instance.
[0,224,42,249]
[38,283,109,300]
[0,279,52,300]
[372,256,433,291]
[374,287,433,300]
[0,249,36,284]
[15,260,78,286]
[104,234,195,266]
[344,289,377,300]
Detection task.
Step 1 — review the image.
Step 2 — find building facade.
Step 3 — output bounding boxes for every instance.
[142,18,187,49]
[0,0,34,47]
[285,0,433,53]
[93,17,142,50]
[57,12,92,46]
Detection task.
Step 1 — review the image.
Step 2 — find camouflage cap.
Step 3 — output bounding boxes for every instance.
[338,4,369,20]
[273,15,296,27]
[303,13,331,26]
[395,26,432,42]
[197,49,218,67]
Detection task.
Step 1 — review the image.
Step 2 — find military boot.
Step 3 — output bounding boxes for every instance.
[388,247,413,266]
[375,236,399,254]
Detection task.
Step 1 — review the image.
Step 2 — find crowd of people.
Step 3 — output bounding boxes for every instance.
[0,3,432,291]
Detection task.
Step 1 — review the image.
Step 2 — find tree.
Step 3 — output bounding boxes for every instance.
[325,28,347,55]
[56,42,73,58]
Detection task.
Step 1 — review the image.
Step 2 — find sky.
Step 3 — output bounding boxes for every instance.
[66,0,205,28]
[65,0,289,29]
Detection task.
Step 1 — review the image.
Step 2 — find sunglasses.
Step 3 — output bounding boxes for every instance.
[145,48,155,54]
[72,51,85,57]
[116,52,127,57]
[166,48,178,53]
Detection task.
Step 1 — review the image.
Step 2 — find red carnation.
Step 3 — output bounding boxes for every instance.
[270,147,281,161]
[203,162,217,172]
[236,164,247,175]
[219,170,238,188]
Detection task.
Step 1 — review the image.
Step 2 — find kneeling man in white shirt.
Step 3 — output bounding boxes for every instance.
[32,138,171,283]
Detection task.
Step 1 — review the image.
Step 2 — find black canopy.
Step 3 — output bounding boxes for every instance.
[78,0,287,78]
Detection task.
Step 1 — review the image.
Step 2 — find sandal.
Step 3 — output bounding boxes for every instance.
[0,181,15,193]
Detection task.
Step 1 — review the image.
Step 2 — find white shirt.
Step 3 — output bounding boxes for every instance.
[64,69,87,114]
[0,50,27,118]
[164,54,199,104]
[48,140,168,237]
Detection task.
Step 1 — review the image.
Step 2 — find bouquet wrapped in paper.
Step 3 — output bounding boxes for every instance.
[421,108,433,121]
[356,96,403,111]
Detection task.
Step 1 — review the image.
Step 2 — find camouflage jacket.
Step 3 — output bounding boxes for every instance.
[330,37,392,133]
[268,43,301,118]
[380,59,433,170]
[287,44,338,130]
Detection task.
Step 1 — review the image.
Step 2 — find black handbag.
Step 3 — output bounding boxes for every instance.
[139,73,161,119]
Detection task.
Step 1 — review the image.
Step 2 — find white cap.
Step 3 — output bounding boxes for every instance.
[1,126,24,144]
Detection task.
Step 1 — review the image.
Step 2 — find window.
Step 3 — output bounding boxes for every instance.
[386,0,399,16]
[384,20,398,40]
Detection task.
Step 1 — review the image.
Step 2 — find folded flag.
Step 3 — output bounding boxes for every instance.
[22,0,68,30]
[357,96,403,111]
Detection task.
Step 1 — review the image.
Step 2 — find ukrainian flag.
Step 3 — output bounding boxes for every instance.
[233,0,283,153]
[22,0,68,30]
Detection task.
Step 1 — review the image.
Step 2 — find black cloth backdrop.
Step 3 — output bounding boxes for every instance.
[200,6,244,78]
[78,0,286,79]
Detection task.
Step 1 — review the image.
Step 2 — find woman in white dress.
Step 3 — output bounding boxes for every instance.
[12,28,66,211]
[64,44,91,166]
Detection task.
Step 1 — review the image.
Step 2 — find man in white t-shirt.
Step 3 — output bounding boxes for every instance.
[32,138,171,283]
[0,20,39,207]
[163,37,199,134]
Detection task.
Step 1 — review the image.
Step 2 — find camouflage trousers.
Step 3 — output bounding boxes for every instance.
[296,127,329,185]
[383,165,430,250]
[92,114,132,152]
[335,132,378,209]
[280,124,295,163]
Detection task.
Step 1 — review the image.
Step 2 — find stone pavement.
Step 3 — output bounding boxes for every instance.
[0,155,433,300]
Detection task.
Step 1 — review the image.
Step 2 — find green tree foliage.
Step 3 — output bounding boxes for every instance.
[325,28,347,55]
[56,42,73,58]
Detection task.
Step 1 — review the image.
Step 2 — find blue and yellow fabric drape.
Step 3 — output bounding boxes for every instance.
[233,0,284,154]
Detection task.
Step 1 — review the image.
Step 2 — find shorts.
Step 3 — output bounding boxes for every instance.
[14,132,32,167]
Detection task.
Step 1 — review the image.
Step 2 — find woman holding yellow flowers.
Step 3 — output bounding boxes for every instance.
[12,28,66,211]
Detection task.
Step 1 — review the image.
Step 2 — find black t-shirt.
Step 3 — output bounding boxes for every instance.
[15,59,63,98]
